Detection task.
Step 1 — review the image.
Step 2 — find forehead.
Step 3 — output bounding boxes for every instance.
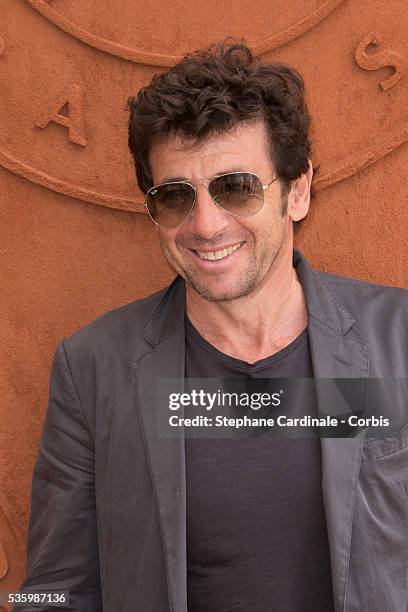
[149,119,272,184]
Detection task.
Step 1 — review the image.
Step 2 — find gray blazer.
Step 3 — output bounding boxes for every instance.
[17,250,408,612]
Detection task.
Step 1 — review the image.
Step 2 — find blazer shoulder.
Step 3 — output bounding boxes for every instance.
[61,284,169,355]
[316,268,408,302]
[314,268,408,333]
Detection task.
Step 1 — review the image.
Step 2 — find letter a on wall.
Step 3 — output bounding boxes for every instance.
[35,84,87,146]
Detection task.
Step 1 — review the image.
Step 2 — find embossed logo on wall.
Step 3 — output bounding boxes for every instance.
[0,1,406,211]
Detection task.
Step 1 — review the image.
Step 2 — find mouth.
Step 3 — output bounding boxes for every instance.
[192,241,245,262]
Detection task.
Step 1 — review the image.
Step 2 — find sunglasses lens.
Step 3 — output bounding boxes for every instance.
[208,172,264,215]
[146,183,195,228]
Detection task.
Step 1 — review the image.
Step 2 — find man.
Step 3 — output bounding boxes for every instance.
[16,41,407,612]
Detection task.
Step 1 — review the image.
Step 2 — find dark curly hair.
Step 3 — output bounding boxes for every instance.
[127,38,317,230]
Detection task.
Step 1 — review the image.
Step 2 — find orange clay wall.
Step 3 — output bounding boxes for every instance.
[0,0,407,600]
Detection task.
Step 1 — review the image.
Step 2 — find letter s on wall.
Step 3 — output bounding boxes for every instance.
[355,31,406,91]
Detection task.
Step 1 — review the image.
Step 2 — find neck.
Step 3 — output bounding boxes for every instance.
[185,240,308,364]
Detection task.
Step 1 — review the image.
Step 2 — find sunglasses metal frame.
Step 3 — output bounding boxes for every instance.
[144,171,280,228]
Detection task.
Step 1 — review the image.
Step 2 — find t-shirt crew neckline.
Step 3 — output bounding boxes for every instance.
[184,313,309,373]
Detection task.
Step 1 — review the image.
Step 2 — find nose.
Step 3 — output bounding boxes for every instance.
[185,184,230,238]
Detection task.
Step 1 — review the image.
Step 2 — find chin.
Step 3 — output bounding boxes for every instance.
[188,276,259,303]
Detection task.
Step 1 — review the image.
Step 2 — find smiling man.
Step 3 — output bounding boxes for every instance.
[17,40,408,612]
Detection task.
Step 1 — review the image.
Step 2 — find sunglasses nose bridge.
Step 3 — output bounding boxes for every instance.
[184,182,227,228]
[191,177,212,196]
[191,179,224,212]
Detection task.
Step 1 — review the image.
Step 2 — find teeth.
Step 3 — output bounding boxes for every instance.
[196,241,244,261]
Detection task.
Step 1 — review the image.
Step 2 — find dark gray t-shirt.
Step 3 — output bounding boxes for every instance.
[184,314,335,612]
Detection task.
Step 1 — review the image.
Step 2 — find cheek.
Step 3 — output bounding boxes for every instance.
[248,217,281,244]
[159,231,184,264]
[159,230,174,249]
[158,232,172,259]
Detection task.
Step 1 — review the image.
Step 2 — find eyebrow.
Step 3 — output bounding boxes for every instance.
[159,166,250,184]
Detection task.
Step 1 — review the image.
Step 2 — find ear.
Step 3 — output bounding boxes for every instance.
[287,160,313,222]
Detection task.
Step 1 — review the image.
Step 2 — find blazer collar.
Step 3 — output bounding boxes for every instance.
[293,249,356,335]
[142,274,186,348]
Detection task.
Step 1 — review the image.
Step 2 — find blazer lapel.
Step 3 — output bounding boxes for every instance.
[308,317,366,612]
[295,251,368,612]
[132,277,188,612]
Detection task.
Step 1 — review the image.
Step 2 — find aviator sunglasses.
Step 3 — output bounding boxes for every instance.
[144,171,280,228]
